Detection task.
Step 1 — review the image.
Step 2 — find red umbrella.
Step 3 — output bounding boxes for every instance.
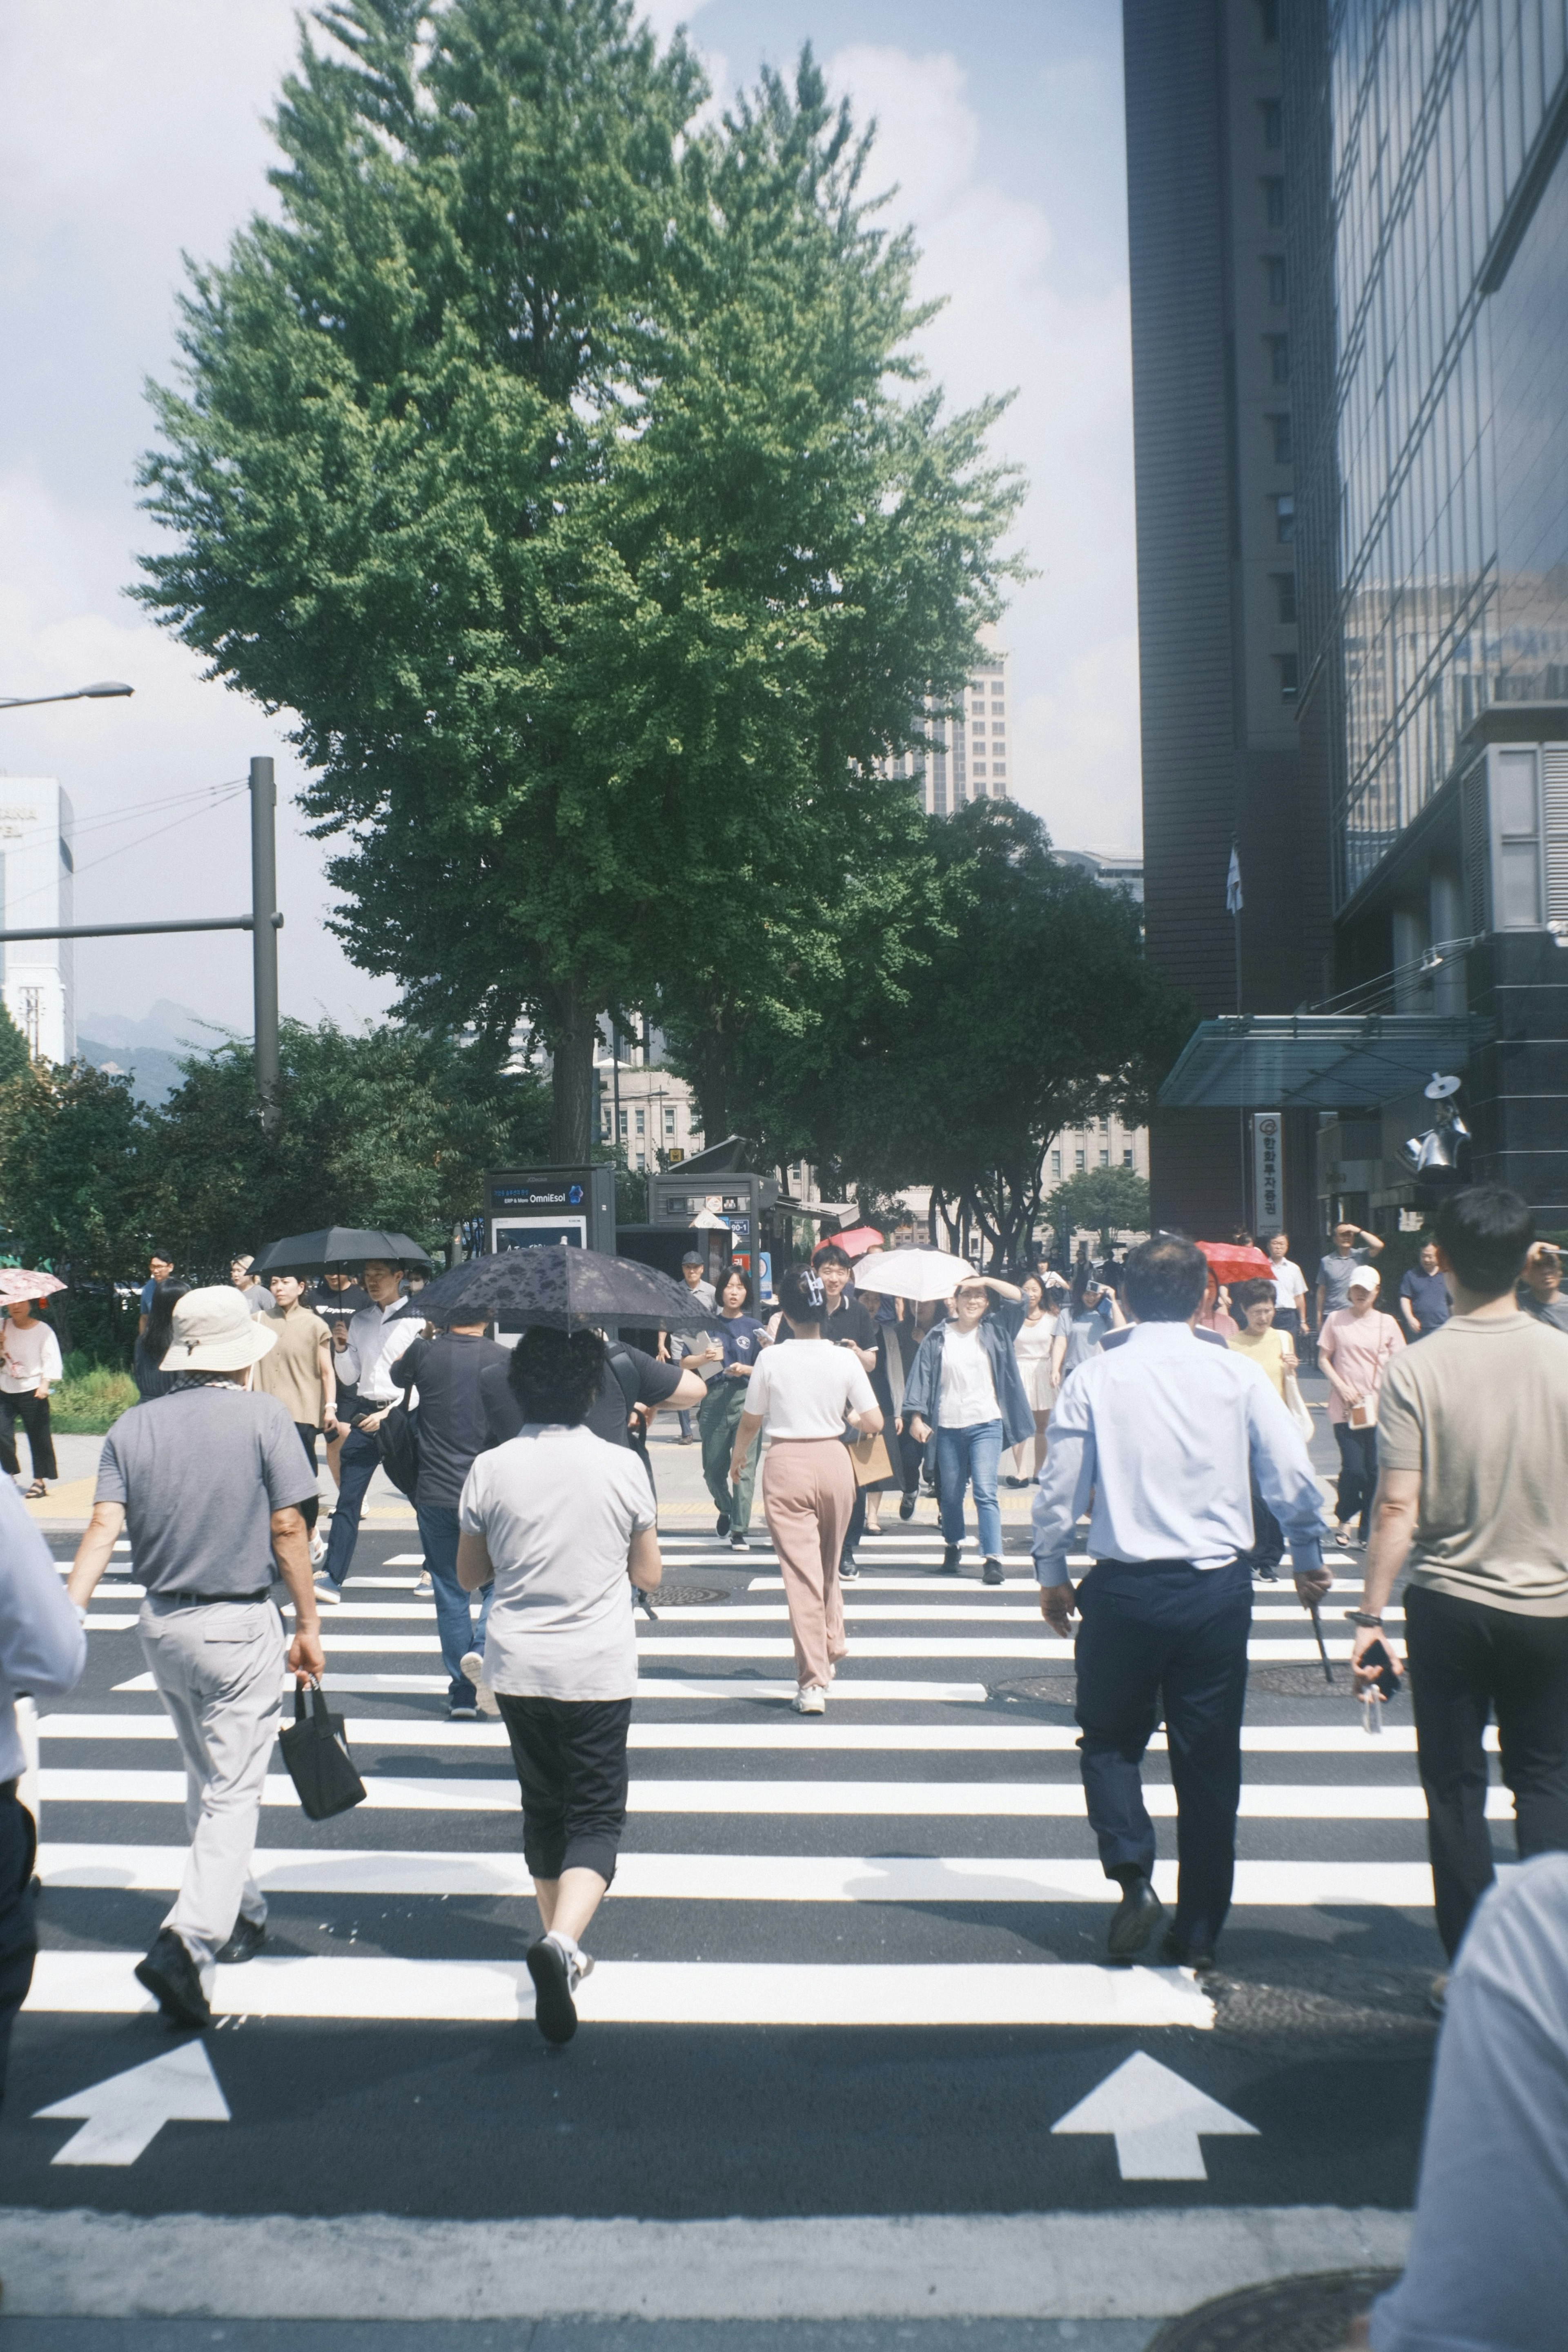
[1196,1241,1272,1284]
[816,1225,886,1261]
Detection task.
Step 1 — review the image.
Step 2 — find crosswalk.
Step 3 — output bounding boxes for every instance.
[29,1528,1443,2040]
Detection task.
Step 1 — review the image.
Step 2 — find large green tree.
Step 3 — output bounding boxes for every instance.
[133,3,1021,1157]
[724,801,1192,1265]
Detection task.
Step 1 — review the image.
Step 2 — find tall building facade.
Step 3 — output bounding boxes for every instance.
[881,639,1013,817]
[1122,0,1334,1238]
[1286,0,1568,1226]
[0,777,75,1064]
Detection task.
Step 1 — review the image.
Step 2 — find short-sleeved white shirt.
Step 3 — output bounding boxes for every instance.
[1270,1257,1307,1310]
[458,1424,656,1701]
[742,1339,876,1439]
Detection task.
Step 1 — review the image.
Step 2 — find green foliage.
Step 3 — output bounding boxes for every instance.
[53,1361,140,1435]
[722,802,1192,1266]
[133,2,1023,1155]
[1044,1165,1152,1247]
[0,1002,30,1085]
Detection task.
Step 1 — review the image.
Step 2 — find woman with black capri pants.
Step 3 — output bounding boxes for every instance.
[457,1325,662,2044]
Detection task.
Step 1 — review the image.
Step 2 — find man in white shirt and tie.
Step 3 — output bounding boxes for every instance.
[1032,1234,1330,1970]
[316,1258,420,1604]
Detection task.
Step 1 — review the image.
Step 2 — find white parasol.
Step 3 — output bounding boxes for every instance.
[851,1247,974,1303]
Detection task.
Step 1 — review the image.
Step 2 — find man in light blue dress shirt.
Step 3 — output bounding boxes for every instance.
[1032,1234,1330,1968]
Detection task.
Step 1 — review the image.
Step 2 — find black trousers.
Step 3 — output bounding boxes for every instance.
[1074,1558,1253,1953]
[292,1423,320,1534]
[0,1791,38,2109]
[497,1695,633,1886]
[1332,1422,1378,1538]
[0,1392,56,1483]
[1405,1585,1568,1958]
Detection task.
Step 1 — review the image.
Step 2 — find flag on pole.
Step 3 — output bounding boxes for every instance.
[1226,846,1244,916]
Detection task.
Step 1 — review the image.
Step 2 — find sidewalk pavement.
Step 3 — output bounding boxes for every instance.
[24,1370,1346,1538]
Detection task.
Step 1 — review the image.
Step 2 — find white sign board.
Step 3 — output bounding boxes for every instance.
[1252,1112,1284,1236]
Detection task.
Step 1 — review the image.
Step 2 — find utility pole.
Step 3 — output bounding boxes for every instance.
[250,757,281,1136]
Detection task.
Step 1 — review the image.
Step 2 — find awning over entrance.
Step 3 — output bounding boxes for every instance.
[1157,1014,1484,1110]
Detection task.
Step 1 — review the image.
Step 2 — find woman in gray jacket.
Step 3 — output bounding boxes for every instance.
[903,1275,1032,1581]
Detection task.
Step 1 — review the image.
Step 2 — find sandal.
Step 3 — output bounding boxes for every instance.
[23,1481,47,1499]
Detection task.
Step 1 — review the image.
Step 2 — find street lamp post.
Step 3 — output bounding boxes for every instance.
[0,682,134,711]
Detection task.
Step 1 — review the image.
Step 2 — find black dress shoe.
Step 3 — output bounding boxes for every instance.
[839,1558,860,1582]
[899,1492,917,1521]
[1106,1874,1165,1962]
[215,1916,267,1965]
[940,1545,962,1574]
[134,1928,213,2029]
[715,1512,730,1538]
[1159,1924,1217,1972]
[982,1557,1005,1585]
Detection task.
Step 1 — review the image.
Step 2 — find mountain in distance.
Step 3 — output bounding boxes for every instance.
[77,998,240,1105]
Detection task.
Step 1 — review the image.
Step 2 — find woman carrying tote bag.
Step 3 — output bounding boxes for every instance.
[729,1263,883,1716]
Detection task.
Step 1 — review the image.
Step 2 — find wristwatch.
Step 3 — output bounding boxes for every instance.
[1347,1610,1383,1626]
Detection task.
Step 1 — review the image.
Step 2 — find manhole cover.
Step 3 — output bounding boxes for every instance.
[1146,2268,1401,2352]
[647,1585,731,1608]
[989,1676,1077,1706]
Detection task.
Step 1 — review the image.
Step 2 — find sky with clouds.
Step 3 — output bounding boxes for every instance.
[0,0,1134,1040]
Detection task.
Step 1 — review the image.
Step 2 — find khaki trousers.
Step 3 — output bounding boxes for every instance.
[138,1595,285,1968]
[762,1439,855,1690]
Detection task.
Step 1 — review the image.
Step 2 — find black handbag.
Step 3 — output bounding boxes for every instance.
[278,1681,366,1821]
[373,1400,421,1501]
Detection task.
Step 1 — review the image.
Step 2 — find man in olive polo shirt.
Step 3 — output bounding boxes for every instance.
[255,1270,339,1561]
[1353,1186,1568,1982]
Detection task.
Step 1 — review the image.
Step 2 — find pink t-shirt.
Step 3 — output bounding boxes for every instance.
[1318,1307,1405,1423]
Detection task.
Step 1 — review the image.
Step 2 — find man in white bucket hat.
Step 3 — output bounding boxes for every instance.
[68,1286,324,2029]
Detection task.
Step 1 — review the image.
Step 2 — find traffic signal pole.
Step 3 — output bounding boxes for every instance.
[0,755,284,1132]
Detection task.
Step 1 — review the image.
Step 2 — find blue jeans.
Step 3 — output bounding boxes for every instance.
[321,1426,381,1588]
[935,1420,1004,1559]
[416,1502,492,1708]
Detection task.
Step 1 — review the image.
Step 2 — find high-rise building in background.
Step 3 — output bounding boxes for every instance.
[1285,0,1568,1228]
[0,777,75,1064]
[880,636,1012,817]
[1121,0,1332,1236]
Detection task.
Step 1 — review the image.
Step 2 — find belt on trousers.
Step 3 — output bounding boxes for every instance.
[154,1588,274,1606]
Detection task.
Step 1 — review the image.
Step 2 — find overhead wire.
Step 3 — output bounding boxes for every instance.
[0,780,250,923]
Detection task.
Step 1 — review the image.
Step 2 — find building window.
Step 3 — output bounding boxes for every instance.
[1263,175,1285,227]
[617,1108,628,1140]
[600,1104,612,1138]
[1075,1149,1085,1172]
[635,1108,645,1135]
[992,722,1005,737]
[993,764,1006,780]
[1266,334,1289,383]
[1267,411,1292,463]
[1099,1150,1109,1167]
[1123,1148,1134,1167]
[663,1105,676,1136]
[1265,255,1287,305]
[973,763,986,778]
[1273,570,1297,623]
[1261,98,1282,149]
[1051,1150,1062,1179]
[1278,652,1299,702]
[1273,494,1295,542]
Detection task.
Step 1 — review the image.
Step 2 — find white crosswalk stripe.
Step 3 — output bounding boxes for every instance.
[36,1532,1446,2036]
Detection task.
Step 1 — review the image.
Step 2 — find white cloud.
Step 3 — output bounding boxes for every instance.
[826,42,1141,855]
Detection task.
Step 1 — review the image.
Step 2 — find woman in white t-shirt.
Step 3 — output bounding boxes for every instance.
[0,1296,63,1497]
[457,1325,662,2046]
[731,1263,882,1715]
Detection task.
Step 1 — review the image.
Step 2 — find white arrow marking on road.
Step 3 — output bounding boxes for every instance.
[1050,2051,1258,2180]
[33,2040,230,2165]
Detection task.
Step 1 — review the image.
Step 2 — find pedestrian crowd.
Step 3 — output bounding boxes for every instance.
[2,1173,1566,2345]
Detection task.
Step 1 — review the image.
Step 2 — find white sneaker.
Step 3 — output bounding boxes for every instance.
[308,1531,327,1566]
[312,1572,341,1606]
[459,1650,500,1718]
[793,1684,828,1715]
[413,1572,433,1597]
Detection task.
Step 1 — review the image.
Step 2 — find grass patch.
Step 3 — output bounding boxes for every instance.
[53,1361,138,1434]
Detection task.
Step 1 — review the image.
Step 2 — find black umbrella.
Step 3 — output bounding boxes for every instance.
[389,1246,711,1332]
[251,1227,434,1278]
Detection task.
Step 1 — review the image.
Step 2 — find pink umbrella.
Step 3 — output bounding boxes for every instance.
[0,1269,67,1305]
[817,1225,886,1261]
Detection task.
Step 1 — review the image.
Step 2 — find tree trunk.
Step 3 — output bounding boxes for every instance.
[548,979,599,1164]
[691,1016,728,1145]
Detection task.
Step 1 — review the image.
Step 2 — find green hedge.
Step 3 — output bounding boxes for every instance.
[53,1356,138,1435]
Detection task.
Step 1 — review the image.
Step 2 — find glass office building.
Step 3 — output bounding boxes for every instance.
[1287,0,1568,1221]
